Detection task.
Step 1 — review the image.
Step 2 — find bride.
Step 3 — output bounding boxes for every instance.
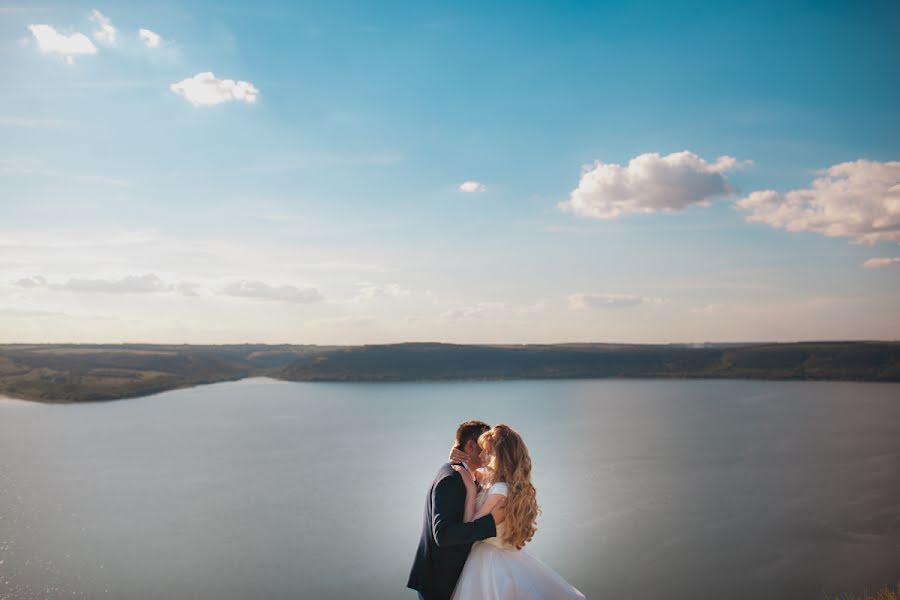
[448,424,585,600]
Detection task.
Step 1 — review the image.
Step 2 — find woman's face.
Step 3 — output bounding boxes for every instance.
[479,444,492,469]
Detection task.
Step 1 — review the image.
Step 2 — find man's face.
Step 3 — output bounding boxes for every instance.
[465,439,484,470]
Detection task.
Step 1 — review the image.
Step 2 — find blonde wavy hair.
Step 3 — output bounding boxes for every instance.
[478,424,540,549]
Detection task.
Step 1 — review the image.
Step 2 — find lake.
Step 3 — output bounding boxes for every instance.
[1,378,898,599]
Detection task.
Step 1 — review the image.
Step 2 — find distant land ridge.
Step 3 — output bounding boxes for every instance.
[1,341,898,403]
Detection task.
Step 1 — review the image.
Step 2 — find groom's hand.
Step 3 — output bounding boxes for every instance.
[448,446,469,464]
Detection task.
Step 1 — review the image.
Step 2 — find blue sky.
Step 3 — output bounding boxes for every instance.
[1,0,899,344]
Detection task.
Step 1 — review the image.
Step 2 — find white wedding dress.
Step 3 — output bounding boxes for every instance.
[450,482,585,600]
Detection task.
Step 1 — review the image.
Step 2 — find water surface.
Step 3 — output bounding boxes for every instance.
[1,378,898,599]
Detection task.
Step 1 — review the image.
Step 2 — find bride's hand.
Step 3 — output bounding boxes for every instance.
[448,446,469,464]
[451,465,476,493]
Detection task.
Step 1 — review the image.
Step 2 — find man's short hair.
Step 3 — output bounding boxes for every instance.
[455,420,490,450]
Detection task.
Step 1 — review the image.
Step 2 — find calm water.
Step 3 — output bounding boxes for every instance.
[1,378,898,600]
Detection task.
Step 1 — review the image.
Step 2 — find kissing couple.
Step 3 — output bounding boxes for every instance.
[407,421,585,600]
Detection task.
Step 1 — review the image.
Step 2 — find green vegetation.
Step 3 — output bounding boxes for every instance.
[0,343,323,403]
[1,341,898,403]
[832,584,900,600]
[277,341,900,382]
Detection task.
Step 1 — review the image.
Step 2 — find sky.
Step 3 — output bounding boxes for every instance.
[1,0,899,345]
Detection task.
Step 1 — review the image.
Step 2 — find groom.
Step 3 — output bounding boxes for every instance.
[407,420,503,600]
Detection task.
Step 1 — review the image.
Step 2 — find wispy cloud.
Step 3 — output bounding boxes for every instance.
[53,273,169,294]
[13,273,197,296]
[441,301,507,320]
[89,9,116,45]
[691,303,729,314]
[351,282,415,303]
[138,28,161,48]
[515,300,548,315]
[691,296,869,316]
[863,257,900,268]
[219,280,323,303]
[559,151,745,220]
[568,292,667,310]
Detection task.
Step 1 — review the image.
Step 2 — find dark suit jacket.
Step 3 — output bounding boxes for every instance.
[407,463,497,600]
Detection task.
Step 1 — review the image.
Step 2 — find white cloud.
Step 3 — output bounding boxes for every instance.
[27,24,97,63]
[12,273,201,296]
[459,180,485,193]
[169,72,259,107]
[59,273,168,293]
[220,280,322,303]
[351,282,414,303]
[689,296,867,319]
[89,9,116,45]
[515,300,548,315]
[691,303,728,314]
[172,281,199,296]
[138,28,161,48]
[568,293,667,310]
[14,275,46,288]
[863,257,900,268]
[559,151,743,219]
[441,302,506,320]
[14,273,167,294]
[736,160,900,245]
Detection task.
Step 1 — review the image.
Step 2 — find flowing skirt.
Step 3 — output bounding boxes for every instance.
[450,541,585,600]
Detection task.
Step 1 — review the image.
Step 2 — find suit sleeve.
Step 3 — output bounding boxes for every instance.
[431,474,497,547]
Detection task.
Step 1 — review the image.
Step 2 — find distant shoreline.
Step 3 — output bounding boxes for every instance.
[1,341,898,403]
[5,375,900,407]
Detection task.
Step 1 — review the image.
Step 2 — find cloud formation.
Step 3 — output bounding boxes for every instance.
[736,160,900,245]
[441,302,506,320]
[459,181,485,193]
[14,273,196,296]
[170,72,260,107]
[17,273,164,294]
[351,283,414,303]
[27,24,97,63]
[568,293,666,310]
[559,151,742,219]
[60,273,168,294]
[15,275,47,289]
[138,28,161,48]
[863,257,900,268]
[89,9,116,45]
[220,281,322,303]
